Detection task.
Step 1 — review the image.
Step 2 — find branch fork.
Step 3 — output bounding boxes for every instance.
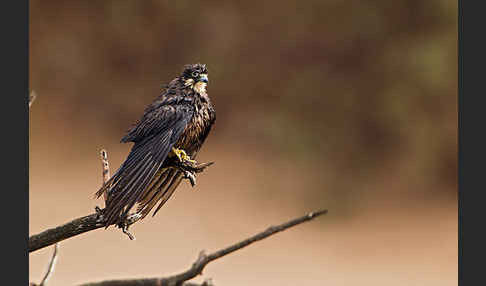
[76,209,328,286]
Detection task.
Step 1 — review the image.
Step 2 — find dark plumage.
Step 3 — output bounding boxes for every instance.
[96,64,216,227]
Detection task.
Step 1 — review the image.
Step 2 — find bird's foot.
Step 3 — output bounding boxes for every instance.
[170,147,196,163]
[175,161,215,188]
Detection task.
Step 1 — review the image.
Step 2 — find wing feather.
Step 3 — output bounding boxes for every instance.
[98,100,194,227]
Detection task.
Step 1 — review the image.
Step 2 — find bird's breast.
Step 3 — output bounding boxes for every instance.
[175,102,215,154]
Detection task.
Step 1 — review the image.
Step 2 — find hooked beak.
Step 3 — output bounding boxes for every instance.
[199,74,208,83]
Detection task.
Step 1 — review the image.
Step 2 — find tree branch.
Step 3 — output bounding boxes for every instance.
[29,158,214,252]
[29,205,144,252]
[79,280,212,286]
[75,209,328,286]
[29,211,107,253]
[29,148,118,252]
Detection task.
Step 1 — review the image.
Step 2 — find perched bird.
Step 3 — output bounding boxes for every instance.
[96,63,216,227]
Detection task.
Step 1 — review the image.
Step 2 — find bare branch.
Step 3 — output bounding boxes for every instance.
[29,90,37,108]
[78,280,212,286]
[39,243,60,286]
[75,210,328,286]
[30,243,60,286]
[29,210,106,252]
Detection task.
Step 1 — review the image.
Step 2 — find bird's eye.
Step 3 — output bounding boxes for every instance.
[191,71,199,77]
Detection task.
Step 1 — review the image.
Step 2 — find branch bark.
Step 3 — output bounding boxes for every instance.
[29,211,107,252]
[29,207,144,252]
[75,209,328,286]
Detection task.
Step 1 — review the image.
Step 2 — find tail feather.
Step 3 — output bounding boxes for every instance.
[137,168,174,214]
[118,161,163,220]
[137,169,179,218]
[105,160,162,226]
[135,171,183,219]
[148,151,199,217]
[152,172,184,216]
[103,154,154,224]
[138,168,171,207]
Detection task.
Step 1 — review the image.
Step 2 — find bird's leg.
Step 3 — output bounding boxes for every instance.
[170,147,196,163]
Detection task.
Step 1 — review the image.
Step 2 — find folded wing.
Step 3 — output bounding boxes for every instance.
[96,101,194,226]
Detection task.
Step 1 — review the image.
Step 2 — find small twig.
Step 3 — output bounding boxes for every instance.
[30,243,60,286]
[39,243,60,286]
[75,209,328,286]
[29,90,37,108]
[30,92,58,286]
[100,149,110,203]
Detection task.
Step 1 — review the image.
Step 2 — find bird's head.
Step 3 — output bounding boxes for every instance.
[182,63,209,94]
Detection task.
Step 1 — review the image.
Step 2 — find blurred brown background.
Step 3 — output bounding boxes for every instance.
[29,1,457,285]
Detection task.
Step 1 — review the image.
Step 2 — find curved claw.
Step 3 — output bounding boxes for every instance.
[183,171,197,187]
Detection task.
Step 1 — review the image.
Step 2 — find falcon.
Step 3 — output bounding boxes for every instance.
[96,63,216,227]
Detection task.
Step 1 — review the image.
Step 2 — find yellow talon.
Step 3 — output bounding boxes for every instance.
[170,148,196,163]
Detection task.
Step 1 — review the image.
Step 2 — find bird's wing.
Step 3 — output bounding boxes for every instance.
[96,101,194,226]
[119,93,189,144]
